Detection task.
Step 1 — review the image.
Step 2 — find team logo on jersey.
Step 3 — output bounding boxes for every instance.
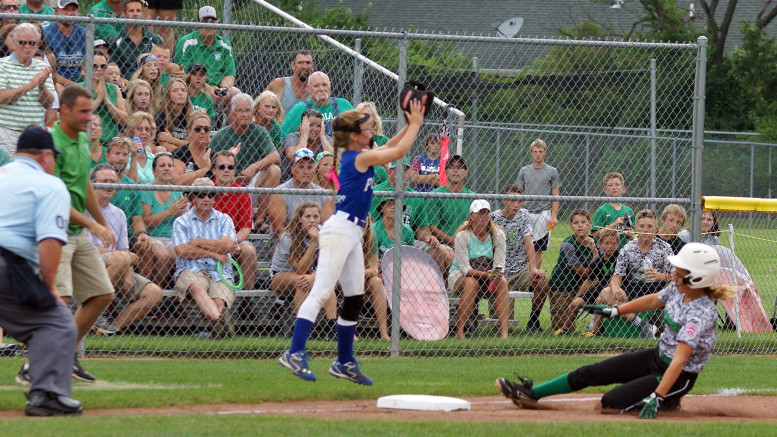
[215,53,222,61]
[685,322,699,338]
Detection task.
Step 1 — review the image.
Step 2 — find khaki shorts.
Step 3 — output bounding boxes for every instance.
[56,232,114,304]
[506,266,532,291]
[174,270,235,308]
[100,252,151,302]
[549,289,576,331]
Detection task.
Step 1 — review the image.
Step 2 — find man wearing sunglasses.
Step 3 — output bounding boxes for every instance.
[43,0,86,87]
[0,0,19,27]
[0,23,55,156]
[211,150,258,290]
[172,177,239,338]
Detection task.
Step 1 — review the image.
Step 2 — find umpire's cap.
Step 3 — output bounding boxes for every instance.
[17,127,60,154]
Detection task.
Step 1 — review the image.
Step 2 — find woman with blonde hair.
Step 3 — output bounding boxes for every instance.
[125,79,155,116]
[131,53,163,109]
[355,101,388,146]
[124,111,159,183]
[449,199,509,339]
[155,77,194,151]
[172,110,213,185]
[497,243,739,419]
[254,90,284,149]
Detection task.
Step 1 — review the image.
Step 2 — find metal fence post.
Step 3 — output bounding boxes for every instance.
[470,57,480,191]
[222,0,233,42]
[650,58,657,209]
[585,134,590,211]
[352,38,363,105]
[83,15,95,94]
[690,37,708,242]
[495,129,501,193]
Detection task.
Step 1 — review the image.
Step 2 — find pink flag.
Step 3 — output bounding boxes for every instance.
[438,119,450,186]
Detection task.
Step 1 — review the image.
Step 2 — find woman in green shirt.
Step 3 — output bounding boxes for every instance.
[254,90,284,149]
[139,153,186,286]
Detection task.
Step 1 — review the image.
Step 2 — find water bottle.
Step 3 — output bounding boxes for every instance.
[635,258,646,282]
[642,258,654,282]
[133,137,143,154]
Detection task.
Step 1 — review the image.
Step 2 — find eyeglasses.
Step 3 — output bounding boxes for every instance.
[134,126,152,132]
[17,40,37,47]
[294,149,315,159]
[2,4,19,11]
[193,125,211,133]
[215,164,235,171]
[194,193,216,199]
[93,63,107,70]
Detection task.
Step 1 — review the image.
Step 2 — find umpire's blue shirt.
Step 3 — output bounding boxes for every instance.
[0,156,70,268]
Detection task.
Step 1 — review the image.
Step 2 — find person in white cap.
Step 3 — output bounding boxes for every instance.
[448,199,510,340]
[43,0,85,86]
[174,6,236,105]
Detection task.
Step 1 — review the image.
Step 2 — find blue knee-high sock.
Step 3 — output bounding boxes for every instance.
[290,318,314,353]
[336,319,358,363]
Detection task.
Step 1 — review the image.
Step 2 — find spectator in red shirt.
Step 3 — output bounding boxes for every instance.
[212,150,257,289]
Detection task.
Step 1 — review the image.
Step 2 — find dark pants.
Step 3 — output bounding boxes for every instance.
[0,257,77,396]
[568,348,697,411]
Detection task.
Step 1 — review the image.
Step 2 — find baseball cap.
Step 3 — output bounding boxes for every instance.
[57,0,78,8]
[192,177,215,188]
[292,148,315,165]
[138,54,158,68]
[315,151,333,165]
[198,6,218,21]
[93,39,107,48]
[387,157,411,169]
[446,154,467,169]
[187,62,207,75]
[17,127,60,154]
[469,199,491,213]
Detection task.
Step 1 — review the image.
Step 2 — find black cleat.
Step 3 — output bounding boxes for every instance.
[72,356,96,383]
[495,376,539,409]
[25,390,83,416]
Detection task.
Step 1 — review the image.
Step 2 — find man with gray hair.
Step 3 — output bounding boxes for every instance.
[0,23,56,155]
[210,92,280,227]
[280,71,354,139]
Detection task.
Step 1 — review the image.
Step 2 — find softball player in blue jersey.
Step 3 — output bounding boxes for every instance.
[279,98,426,385]
[496,242,738,418]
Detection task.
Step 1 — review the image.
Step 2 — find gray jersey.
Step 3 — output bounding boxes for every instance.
[516,163,561,213]
[614,237,674,282]
[658,283,718,373]
[270,233,316,273]
[270,180,328,236]
[491,208,532,276]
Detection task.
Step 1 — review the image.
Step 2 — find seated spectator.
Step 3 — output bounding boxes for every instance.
[186,63,214,118]
[362,218,390,340]
[265,49,314,116]
[172,110,213,185]
[146,1,183,52]
[173,177,239,338]
[155,77,193,151]
[210,93,280,225]
[558,229,620,337]
[88,0,122,41]
[312,150,333,188]
[355,101,390,146]
[125,78,154,115]
[139,152,186,287]
[151,44,181,89]
[548,209,598,334]
[88,165,163,335]
[267,148,334,237]
[1,0,19,28]
[279,109,333,182]
[43,0,84,87]
[426,154,474,277]
[679,211,721,246]
[102,136,154,250]
[280,71,354,139]
[130,54,163,109]
[0,23,55,156]
[93,39,110,59]
[490,184,550,332]
[599,209,674,338]
[408,133,442,192]
[78,50,127,144]
[174,6,236,106]
[124,111,158,182]
[89,114,105,167]
[372,197,414,257]
[21,0,54,26]
[104,63,127,96]
[211,150,258,289]
[0,23,17,58]
[270,201,337,320]
[253,90,283,149]
[592,171,635,249]
[449,200,509,339]
[106,0,163,79]
[657,203,687,254]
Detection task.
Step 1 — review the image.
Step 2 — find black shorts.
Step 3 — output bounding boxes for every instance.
[533,233,550,253]
[146,0,184,10]
[579,283,605,305]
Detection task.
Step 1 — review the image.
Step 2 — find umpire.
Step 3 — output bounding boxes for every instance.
[0,127,82,416]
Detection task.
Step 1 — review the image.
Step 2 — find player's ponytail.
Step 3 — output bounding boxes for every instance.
[328,110,370,192]
[706,284,739,301]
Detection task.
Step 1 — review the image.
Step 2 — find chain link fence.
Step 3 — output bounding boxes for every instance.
[9,7,774,359]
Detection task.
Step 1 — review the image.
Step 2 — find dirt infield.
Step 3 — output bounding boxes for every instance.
[3,394,775,422]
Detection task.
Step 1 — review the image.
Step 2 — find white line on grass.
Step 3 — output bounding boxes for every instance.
[0,382,223,391]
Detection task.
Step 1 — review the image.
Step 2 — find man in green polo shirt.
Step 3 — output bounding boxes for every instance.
[106,0,164,78]
[20,0,54,27]
[280,71,354,139]
[52,85,116,384]
[88,0,123,41]
[174,6,235,92]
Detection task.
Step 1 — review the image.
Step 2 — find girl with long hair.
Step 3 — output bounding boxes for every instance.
[155,78,194,151]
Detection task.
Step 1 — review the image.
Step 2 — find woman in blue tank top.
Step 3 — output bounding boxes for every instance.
[279,98,426,385]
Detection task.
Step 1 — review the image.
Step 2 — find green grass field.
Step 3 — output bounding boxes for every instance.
[0,356,774,435]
